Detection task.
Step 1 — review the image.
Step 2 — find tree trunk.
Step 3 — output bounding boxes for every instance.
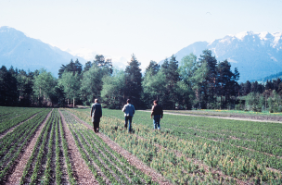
[73,98,75,108]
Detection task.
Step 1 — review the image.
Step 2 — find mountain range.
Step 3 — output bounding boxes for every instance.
[0,26,86,76]
[0,26,282,82]
[171,31,282,82]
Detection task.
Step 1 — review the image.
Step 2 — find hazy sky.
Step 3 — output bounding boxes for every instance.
[1,0,282,70]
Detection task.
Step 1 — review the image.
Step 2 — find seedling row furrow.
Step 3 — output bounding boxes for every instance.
[90,110,281,184]
[0,109,42,134]
[82,128,146,184]
[41,116,56,185]
[0,108,29,123]
[0,115,45,165]
[66,109,160,185]
[0,111,47,154]
[0,110,50,183]
[0,107,36,120]
[103,123,241,184]
[170,124,282,158]
[55,112,63,185]
[73,125,131,184]
[136,126,280,183]
[20,111,54,185]
[29,117,55,185]
[64,110,150,184]
[67,124,108,184]
[58,113,77,185]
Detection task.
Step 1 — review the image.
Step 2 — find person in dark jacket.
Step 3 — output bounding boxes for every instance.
[151,100,163,130]
[122,99,135,133]
[90,99,102,133]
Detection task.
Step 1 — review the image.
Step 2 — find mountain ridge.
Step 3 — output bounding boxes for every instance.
[165,31,282,82]
[0,26,86,76]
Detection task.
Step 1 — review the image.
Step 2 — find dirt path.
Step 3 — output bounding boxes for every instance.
[59,110,99,185]
[67,111,172,185]
[6,110,52,185]
[139,110,282,123]
[0,113,39,140]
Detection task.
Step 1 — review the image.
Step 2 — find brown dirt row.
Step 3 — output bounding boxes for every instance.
[83,131,137,184]
[6,109,53,185]
[82,124,147,184]
[69,126,111,184]
[59,110,99,185]
[67,110,172,185]
[76,126,131,184]
[0,113,39,140]
[33,116,55,184]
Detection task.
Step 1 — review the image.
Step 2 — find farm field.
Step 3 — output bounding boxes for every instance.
[161,109,282,122]
[0,107,160,185]
[71,108,282,184]
[0,106,281,184]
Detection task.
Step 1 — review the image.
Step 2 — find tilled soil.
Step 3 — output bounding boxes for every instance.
[67,110,172,185]
[5,110,52,185]
[70,128,111,184]
[59,110,99,185]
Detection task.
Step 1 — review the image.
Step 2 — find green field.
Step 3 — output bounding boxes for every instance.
[1,106,282,184]
[70,108,282,184]
[164,109,282,117]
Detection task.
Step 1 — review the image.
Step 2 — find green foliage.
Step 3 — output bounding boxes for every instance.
[33,69,57,106]
[101,69,126,109]
[80,65,104,105]
[59,72,80,106]
[0,66,18,106]
[142,68,166,108]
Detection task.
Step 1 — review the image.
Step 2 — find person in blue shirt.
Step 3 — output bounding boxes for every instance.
[122,99,135,133]
[90,99,102,133]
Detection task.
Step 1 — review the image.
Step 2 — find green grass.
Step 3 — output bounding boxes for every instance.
[165,109,282,117]
[69,108,282,184]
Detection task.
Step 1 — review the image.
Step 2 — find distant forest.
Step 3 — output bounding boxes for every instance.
[1,49,282,112]
[255,71,282,83]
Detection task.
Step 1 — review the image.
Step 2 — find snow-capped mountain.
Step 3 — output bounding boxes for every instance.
[0,26,86,76]
[171,31,282,82]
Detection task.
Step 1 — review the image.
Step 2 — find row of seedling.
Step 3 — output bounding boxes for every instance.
[0,108,42,133]
[62,110,157,184]
[20,110,54,184]
[69,108,282,184]
[0,109,50,183]
[68,109,225,184]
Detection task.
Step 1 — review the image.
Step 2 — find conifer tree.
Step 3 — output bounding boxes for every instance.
[124,54,142,108]
[193,50,218,108]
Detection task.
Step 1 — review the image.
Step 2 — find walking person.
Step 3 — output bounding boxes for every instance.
[122,99,135,133]
[90,99,102,133]
[151,100,163,130]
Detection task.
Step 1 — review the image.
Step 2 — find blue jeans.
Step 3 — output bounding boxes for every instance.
[124,116,132,132]
[153,115,161,130]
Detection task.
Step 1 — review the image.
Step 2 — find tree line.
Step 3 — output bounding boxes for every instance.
[1,49,282,111]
